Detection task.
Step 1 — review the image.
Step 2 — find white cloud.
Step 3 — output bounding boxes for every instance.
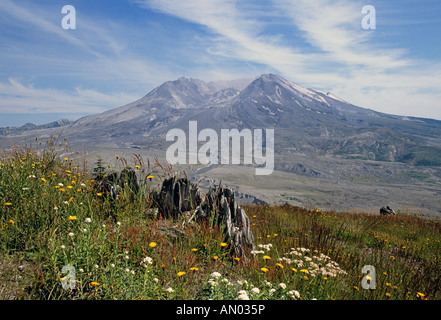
[0,78,139,114]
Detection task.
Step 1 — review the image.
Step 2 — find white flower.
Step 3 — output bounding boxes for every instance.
[80,183,86,187]
[125,268,130,273]
[251,287,260,295]
[116,221,121,226]
[288,290,301,299]
[165,287,174,293]
[110,264,115,268]
[142,257,153,265]
[82,228,87,233]
[58,183,64,187]
[28,175,36,178]
[60,245,66,250]
[278,283,287,290]
[85,218,92,223]
[54,206,59,211]
[124,255,129,260]
[68,232,74,237]
[79,268,84,273]
[210,272,222,279]
[94,264,99,269]
[237,290,250,300]
[153,278,159,283]
[130,270,135,275]
[22,187,29,191]
[269,288,276,296]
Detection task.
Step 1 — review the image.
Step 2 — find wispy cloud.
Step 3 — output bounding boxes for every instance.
[137,0,441,119]
[0,78,139,114]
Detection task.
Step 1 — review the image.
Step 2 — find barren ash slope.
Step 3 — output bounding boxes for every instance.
[2,74,441,216]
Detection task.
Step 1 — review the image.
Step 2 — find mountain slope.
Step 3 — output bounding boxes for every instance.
[55,74,441,166]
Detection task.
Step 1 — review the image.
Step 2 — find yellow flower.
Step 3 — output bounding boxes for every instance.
[41,178,46,183]
[385,293,391,297]
[291,268,298,272]
[67,186,73,189]
[116,155,119,159]
[300,269,309,274]
[190,267,199,271]
[191,248,198,252]
[354,286,360,291]
[64,158,69,161]
[4,203,12,206]
[65,170,71,174]
[96,192,103,196]
[89,281,100,287]
[220,242,228,247]
[177,271,186,277]
[149,242,157,248]
[260,267,269,273]
[386,283,391,287]
[416,292,425,298]
[135,165,140,169]
[233,257,240,262]
[146,175,154,180]
[263,255,271,260]
[303,276,308,280]
[213,256,219,260]
[59,188,66,192]
[68,216,77,221]
[9,219,15,224]
[275,263,284,269]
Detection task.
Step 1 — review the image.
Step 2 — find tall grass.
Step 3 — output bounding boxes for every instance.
[1,136,440,300]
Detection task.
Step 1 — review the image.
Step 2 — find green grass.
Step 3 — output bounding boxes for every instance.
[1,136,440,300]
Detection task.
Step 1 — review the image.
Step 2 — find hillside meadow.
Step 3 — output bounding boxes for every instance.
[0,136,440,300]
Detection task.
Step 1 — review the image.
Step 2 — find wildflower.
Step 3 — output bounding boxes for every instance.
[85,218,92,223]
[96,192,103,197]
[191,248,198,252]
[165,287,174,293]
[263,255,271,260]
[60,245,66,250]
[213,256,219,260]
[142,257,153,265]
[110,264,115,268]
[4,203,12,206]
[210,272,222,279]
[9,219,15,225]
[233,257,240,262]
[54,206,58,211]
[68,216,77,221]
[135,165,140,169]
[220,242,228,247]
[291,268,298,272]
[251,287,260,295]
[68,197,74,203]
[89,282,100,287]
[68,232,74,237]
[146,175,154,180]
[385,293,391,297]
[177,271,186,277]
[116,221,121,226]
[67,186,73,189]
[116,155,119,159]
[22,187,29,191]
[288,290,301,299]
[275,263,284,269]
[28,175,36,178]
[300,269,309,274]
[41,178,46,183]
[261,267,269,273]
[303,276,308,280]
[354,286,360,291]
[417,292,425,298]
[237,290,250,300]
[279,283,287,290]
[149,242,157,248]
[190,267,199,271]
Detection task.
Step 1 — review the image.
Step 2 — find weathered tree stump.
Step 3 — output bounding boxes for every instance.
[156,176,255,257]
[380,206,396,215]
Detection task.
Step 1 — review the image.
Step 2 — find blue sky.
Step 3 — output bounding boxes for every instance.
[0,0,440,127]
